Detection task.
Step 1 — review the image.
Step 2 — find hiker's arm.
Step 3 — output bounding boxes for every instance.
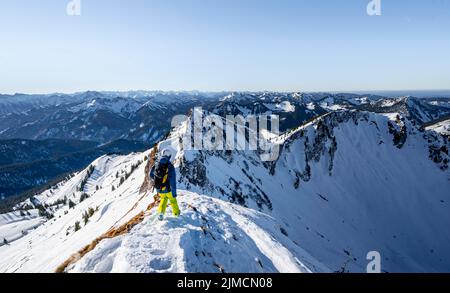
[149,165,155,179]
[169,166,177,198]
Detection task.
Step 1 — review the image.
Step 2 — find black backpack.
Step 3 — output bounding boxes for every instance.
[153,161,170,191]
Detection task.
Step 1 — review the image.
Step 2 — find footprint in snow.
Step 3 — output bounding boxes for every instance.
[149,258,172,271]
[150,249,165,256]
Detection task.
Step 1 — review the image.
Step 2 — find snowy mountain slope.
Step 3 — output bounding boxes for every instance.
[1,105,450,273]
[425,118,450,136]
[67,192,326,273]
[358,96,450,124]
[428,98,450,109]
[0,152,152,272]
[271,112,450,272]
[0,149,323,273]
[166,109,450,272]
[0,210,45,245]
[405,97,450,123]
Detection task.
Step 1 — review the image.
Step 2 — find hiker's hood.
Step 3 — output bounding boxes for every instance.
[159,155,171,164]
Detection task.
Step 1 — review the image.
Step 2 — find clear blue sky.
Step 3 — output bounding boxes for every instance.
[1,0,449,94]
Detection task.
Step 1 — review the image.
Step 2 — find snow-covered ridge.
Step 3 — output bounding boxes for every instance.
[0,210,44,246]
[426,118,450,136]
[66,192,325,273]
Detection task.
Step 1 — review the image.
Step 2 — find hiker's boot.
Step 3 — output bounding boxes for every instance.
[158,213,164,221]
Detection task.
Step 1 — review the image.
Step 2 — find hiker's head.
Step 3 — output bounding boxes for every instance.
[161,148,172,160]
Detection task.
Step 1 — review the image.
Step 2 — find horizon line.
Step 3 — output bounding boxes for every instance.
[2,88,450,97]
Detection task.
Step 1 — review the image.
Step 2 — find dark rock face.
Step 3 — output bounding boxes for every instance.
[425,132,450,171]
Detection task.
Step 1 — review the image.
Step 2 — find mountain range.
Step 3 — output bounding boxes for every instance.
[1,91,449,201]
[0,91,449,273]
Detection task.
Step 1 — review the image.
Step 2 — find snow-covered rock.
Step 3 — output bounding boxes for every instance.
[426,119,450,136]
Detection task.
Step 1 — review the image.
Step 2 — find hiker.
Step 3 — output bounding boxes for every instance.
[150,149,180,221]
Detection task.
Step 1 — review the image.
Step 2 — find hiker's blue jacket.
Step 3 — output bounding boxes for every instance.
[150,156,177,198]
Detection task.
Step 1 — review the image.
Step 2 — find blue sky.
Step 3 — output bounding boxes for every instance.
[0,0,449,94]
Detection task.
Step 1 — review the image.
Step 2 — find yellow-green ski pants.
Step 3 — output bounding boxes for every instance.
[157,192,180,216]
